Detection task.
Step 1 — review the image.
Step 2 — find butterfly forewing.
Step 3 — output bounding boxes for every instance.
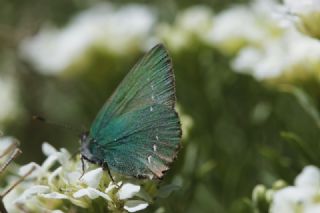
[85,44,181,179]
[92,44,176,136]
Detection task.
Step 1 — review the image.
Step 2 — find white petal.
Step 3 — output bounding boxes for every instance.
[41,155,58,171]
[295,165,320,189]
[118,183,141,200]
[18,162,41,178]
[124,200,149,212]
[66,171,82,184]
[15,185,50,203]
[73,187,111,201]
[0,137,16,153]
[270,186,316,213]
[105,182,117,194]
[57,148,71,165]
[284,0,320,14]
[52,210,64,213]
[48,166,62,186]
[42,142,57,156]
[40,192,69,199]
[81,168,103,188]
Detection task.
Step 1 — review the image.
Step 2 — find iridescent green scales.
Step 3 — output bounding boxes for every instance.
[80,44,181,179]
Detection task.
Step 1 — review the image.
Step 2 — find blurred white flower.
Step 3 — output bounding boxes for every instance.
[270,165,320,213]
[0,76,19,126]
[283,0,320,38]
[176,6,213,41]
[208,0,282,54]
[19,3,155,74]
[284,0,320,13]
[295,166,320,189]
[157,6,213,52]
[232,28,320,80]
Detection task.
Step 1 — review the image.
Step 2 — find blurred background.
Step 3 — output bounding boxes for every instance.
[1,0,320,212]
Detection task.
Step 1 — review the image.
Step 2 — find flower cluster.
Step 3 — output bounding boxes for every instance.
[3,142,179,212]
[213,0,320,81]
[19,0,320,83]
[19,3,155,74]
[252,165,320,213]
[156,6,213,52]
[283,0,320,39]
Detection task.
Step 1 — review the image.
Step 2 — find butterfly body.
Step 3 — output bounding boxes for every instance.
[80,44,181,180]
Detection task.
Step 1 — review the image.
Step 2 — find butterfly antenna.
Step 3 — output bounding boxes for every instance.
[32,115,83,134]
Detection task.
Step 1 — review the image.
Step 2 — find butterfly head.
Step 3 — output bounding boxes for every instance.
[80,131,97,163]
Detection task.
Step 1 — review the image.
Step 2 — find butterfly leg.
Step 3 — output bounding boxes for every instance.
[102,161,115,183]
[79,156,86,179]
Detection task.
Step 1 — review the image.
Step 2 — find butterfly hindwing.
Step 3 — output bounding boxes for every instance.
[83,44,181,179]
[91,104,181,179]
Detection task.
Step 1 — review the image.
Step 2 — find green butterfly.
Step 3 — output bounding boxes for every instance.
[80,44,182,180]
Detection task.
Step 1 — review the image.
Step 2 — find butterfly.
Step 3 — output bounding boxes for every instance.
[80,44,182,180]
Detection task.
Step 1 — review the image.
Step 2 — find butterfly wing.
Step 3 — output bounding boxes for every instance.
[91,44,176,136]
[87,44,181,179]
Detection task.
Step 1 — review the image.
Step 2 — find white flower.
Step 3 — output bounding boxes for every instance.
[284,0,320,14]
[270,165,320,213]
[156,6,214,52]
[40,192,69,199]
[0,136,17,157]
[283,0,320,38]
[208,0,281,54]
[80,167,103,188]
[15,185,50,204]
[73,187,111,200]
[124,200,149,212]
[42,142,58,156]
[208,6,263,51]
[295,166,320,189]
[176,6,213,41]
[11,142,175,212]
[117,183,141,200]
[19,3,155,74]
[232,27,320,80]
[18,162,42,178]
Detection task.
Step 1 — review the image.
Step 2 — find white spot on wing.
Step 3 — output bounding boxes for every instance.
[147,155,152,164]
